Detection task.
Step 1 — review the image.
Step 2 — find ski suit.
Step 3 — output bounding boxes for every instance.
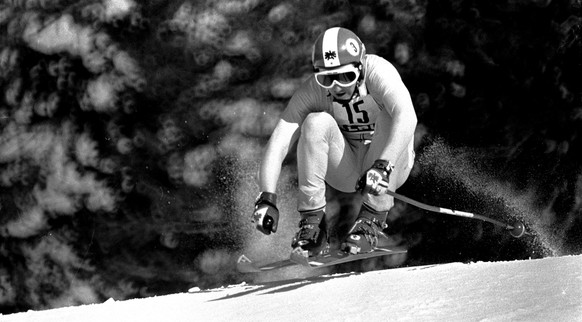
[259,54,417,213]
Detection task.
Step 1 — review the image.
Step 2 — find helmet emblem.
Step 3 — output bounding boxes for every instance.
[346,38,359,56]
[324,50,337,61]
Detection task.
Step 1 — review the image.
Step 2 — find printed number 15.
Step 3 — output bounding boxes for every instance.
[343,100,369,124]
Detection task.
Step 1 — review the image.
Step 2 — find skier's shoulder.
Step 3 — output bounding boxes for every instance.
[282,75,328,122]
[290,74,328,106]
[364,54,401,80]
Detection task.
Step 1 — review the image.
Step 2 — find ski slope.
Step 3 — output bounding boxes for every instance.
[3,255,581,321]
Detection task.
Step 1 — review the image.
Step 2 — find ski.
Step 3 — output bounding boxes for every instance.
[290,246,407,268]
[236,247,407,273]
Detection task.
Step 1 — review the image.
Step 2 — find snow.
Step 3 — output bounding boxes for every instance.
[3,255,581,321]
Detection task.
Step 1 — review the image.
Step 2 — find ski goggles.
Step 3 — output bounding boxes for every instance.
[314,65,360,89]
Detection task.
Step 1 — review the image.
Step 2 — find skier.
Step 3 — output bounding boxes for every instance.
[252,27,417,255]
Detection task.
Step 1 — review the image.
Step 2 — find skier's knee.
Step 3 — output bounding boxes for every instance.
[301,112,335,139]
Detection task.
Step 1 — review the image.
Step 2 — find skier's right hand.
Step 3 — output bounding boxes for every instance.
[252,192,279,235]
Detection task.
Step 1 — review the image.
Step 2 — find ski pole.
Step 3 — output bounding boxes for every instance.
[384,189,527,238]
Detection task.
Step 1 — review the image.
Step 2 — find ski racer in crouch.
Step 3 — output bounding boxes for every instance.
[252,27,417,256]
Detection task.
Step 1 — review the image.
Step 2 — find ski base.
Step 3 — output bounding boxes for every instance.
[237,247,407,273]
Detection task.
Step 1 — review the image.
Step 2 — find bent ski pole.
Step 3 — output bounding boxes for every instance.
[384,189,527,238]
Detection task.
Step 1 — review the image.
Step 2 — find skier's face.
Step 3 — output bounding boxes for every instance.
[314,64,360,100]
[328,82,357,100]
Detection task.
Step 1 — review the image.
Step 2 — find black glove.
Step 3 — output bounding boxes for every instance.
[252,192,279,235]
[355,159,394,195]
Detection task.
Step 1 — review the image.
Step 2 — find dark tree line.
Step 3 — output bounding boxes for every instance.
[0,0,579,314]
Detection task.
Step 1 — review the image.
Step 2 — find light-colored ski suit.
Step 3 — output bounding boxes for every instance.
[259,54,417,213]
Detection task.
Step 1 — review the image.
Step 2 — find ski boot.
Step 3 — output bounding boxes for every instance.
[291,208,329,257]
[341,204,390,254]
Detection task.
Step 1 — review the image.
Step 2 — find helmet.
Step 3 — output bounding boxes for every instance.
[312,27,366,71]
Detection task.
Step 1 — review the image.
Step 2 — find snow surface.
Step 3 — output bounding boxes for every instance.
[3,255,581,322]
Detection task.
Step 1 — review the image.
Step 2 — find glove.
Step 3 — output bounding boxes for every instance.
[252,192,279,235]
[355,159,394,195]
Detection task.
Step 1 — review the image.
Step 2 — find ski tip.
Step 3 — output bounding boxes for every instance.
[373,246,408,253]
[236,254,261,273]
[237,254,252,264]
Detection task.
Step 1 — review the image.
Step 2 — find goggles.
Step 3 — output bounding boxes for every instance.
[314,65,360,89]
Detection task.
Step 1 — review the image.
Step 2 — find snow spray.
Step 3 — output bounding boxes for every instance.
[413,137,558,257]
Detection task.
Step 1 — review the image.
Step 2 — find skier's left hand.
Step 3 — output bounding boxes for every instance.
[355,159,394,195]
[252,192,279,235]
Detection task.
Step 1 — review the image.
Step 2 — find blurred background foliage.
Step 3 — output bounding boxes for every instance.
[0,0,580,314]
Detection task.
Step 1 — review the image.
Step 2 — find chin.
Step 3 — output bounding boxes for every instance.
[332,93,349,100]
[330,87,355,100]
